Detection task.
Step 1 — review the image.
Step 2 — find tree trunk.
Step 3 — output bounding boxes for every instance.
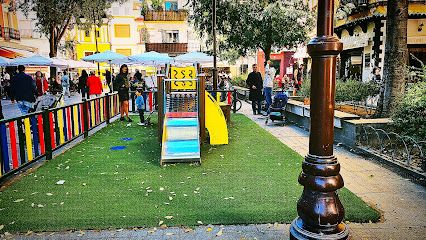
[49,27,57,80]
[375,0,408,118]
[264,45,271,63]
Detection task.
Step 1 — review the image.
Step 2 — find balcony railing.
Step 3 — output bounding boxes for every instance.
[145,43,188,53]
[1,26,20,41]
[143,10,189,21]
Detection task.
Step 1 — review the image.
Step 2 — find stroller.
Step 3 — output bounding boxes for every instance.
[265,92,288,125]
[29,93,64,113]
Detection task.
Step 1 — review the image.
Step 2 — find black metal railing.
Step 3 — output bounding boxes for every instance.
[357,125,425,172]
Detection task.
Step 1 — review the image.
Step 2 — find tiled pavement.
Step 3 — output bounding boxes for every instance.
[1,100,425,239]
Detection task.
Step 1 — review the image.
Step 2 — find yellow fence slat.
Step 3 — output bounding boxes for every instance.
[100,98,104,122]
[91,101,95,126]
[24,118,33,161]
[58,109,65,144]
[73,105,79,136]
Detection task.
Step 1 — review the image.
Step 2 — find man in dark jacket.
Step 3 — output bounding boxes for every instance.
[246,64,263,115]
[10,65,38,115]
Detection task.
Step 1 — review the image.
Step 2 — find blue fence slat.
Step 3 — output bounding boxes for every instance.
[0,124,10,172]
[30,117,40,157]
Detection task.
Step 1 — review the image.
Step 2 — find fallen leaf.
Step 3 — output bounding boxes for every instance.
[13,199,24,203]
[49,233,55,236]
[216,228,223,236]
[82,183,87,186]
[37,204,45,208]
[0,225,3,231]
[195,187,200,191]
[166,233,173,236]
[158,221,163,226]
[60,202,64,205]
[77,231,85,236]
[267,223,272,228]
[164,202,170,205]
[183,194,188,197]
[30,192,38,195]
[110,233,116,236]
[274,222,279,227]
[185,228,192,233]
[206,227,212,232]
[159,187,164,191]
[169,196,173,200]
[161,224,167,228]
[46,193,53,196]
[56,180,65,185]
[116,229,123,232]
[25,231,33,236]
[36,232,45,236]
[197,221,203,225]
[229,197,234,199]
[187,177,191,179]
[164,216,173,219]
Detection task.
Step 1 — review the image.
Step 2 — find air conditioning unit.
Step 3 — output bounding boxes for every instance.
[358,0,369,7]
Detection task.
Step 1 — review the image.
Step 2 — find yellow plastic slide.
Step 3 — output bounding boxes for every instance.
[205,91,228,145]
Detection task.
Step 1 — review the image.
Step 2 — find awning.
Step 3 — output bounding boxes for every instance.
[0,47,35,59]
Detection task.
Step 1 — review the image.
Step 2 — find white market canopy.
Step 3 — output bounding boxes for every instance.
[81,50,127,63]
[174,52,216,64]
[0,56,12,66]
[128,51,174,66]
[10,54,52,66]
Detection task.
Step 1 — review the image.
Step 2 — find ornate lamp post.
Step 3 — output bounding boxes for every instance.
[289,0,348,239]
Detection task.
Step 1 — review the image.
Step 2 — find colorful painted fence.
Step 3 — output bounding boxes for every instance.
[0,93,120,179]
[129,90,157,112]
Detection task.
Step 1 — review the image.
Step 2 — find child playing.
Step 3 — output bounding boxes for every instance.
[135,88,145,126]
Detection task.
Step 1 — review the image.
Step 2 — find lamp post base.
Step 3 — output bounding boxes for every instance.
[290,217,349,240]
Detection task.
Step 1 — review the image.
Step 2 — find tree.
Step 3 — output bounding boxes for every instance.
[189,0,315,61]
[19,0,122,58]
[375,0,409,117]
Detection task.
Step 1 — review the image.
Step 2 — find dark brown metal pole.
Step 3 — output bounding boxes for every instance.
[289,0,348,239]
[212,0,218,90]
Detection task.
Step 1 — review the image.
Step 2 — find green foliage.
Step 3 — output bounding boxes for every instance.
[150,0,165,10]
[300,78,379,103]
[19,0,122,57]
[189,0,315,61]
[391,81,426,141]
[229,73,249,88]
[299,76,310,98]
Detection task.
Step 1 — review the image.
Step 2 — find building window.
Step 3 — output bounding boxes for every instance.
[112,7,119,15]
[114,24,131,38]
[116,49,132,56]
[85,30,90,37]
[165,1,178,10]
[165,30,179,43]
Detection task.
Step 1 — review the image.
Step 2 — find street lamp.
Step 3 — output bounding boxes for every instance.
[289,0,348,239]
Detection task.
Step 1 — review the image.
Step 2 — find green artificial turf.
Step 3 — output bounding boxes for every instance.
[0,114,380,233]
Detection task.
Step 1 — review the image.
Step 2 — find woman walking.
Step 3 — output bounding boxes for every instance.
[78,70,90,99]
[34,71,49,96]
[115,64,132,122]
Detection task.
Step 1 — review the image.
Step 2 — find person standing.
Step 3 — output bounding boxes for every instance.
[61,70,70,98]
[34,71,49,96]
[87,71,103,98]
[10,65,38,115]
[115,64,132,122]
[293,64,304,96]
[135,88,145,126]
[263,60,276,113]
[372,67,381,84]
[246,64,263,115]
[105,69,112,93]
[78,70,90,99]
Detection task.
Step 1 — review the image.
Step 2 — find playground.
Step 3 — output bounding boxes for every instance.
[0,114,380,234]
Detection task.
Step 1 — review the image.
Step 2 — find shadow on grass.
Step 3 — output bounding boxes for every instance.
[0,114,380,233]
